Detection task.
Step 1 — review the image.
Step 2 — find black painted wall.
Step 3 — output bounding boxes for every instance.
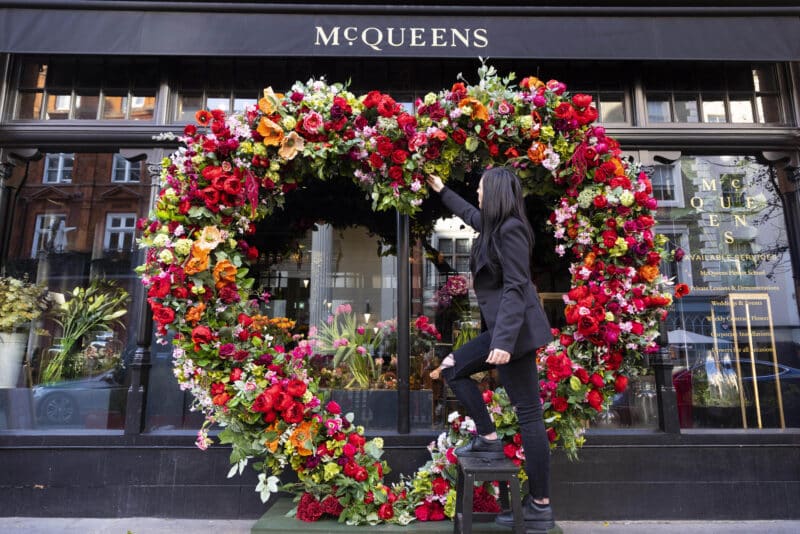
[1,431,798,519]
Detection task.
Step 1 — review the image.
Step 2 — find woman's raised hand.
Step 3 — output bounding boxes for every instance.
[426,174,444,193]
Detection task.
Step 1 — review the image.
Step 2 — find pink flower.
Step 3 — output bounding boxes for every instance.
[302,111,324,133]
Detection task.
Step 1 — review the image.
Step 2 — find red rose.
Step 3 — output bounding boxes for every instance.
[572,93,593,108]
[451,128,467,145]
[284,401,305,424]
[615,375,629,393]
[388,165,404,181]
[191,325,213,345]
[547,427,557,443]
[424,144,441,160]
[593,195,608,209]
[286,379,307,398]
[183,124,197,137]
[551,396,568,413]
[432,476,449,495]
[391,149,408,165]
[223,177,242,196]
[200,187,220,209]
[445,447,457,464]
[363,90,382,108]
[577,315,599,336]
[377,95,398,117]
[587,389,604,412]
[589,373,605,389]
[630,322,645,335]
[482,390,494,404]
[554,102,575,119]
[429,501,446,521]
[348,433,366,447]
[326,400,341,414]
[503,442,518,459]
[414,504,430,522]
[172,286,188,299]
[377,138,394,157]
[354,466,368,482]
[148,278,171,299]
[364,491,374,504]
[575,367,590,384]
[601,230,618,248]
[378,503,394,520]
[368,152,384,169]
[560,333,574,347]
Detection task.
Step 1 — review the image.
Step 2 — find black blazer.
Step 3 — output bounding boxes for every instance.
[440,186,552,358]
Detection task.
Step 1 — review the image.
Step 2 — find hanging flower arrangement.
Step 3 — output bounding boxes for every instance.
[137,61,685,524]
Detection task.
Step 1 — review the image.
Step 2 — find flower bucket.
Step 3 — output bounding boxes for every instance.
[0,332,27,388]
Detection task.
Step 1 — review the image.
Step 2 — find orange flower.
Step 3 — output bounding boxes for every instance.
[584,251,597,267]
[290,420,317,457]
[610,157,626,177]
[521,76,545,89]
[184,243,210,275]
[638,264,660,282]
[265,422,280,453]
[213,259,237,286]
[185,302,206,325]
[527,142,547,164]
[195,109,212,126]
[566,226,578,239]
[278,131,304,160]
[258,87,283,115]
[457,97,489,122]
[251,314,271,330]
[195,226,223,252]
[257,117,284,146]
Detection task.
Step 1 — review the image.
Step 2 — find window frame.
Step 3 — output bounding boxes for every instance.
[31,213,67,258]
[110,154,141,183]
[42,153,74,184]
[103,212,138,252]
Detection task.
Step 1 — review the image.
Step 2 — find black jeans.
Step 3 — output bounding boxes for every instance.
[442,331,551,499]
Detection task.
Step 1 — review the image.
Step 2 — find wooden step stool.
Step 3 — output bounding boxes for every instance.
[454,455,524,534]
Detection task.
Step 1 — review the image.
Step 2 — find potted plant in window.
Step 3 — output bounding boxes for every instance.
[40,280,129,384]
[0,276,51,387]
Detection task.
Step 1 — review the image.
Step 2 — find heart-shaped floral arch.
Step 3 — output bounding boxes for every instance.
[138,63,684,525]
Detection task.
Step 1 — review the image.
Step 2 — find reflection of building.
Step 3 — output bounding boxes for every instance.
[1,0,800,523]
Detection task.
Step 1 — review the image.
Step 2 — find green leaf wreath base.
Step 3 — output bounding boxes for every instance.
[138,63,683,524]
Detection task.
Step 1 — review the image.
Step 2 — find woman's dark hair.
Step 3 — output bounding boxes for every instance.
[471,167,534,273]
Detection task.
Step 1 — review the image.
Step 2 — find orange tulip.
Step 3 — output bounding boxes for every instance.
[257,117,284,147]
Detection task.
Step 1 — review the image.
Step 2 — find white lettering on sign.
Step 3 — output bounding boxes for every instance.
[315,26,489,51]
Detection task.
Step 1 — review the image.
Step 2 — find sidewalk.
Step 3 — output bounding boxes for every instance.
[1,518,800,534]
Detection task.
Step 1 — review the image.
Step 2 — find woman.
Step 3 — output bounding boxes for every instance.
[427,168,554,531]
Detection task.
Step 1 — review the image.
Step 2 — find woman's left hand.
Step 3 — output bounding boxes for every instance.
[486,348,511,365]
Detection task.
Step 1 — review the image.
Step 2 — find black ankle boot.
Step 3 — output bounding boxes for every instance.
[453,435,505,459]
[495,495,555,531]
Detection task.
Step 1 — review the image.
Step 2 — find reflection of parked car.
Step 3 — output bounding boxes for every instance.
[33,370,127,427]
[673,358,800,429]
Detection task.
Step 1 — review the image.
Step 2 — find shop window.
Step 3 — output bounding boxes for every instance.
[31,213,67,257]
[12,57,158,121]
[111,154,141,183]
[103,213,137,252]
[1,152,157,434]
[655,155,800,430]
[42,153,74,183]
[644,63,784,124]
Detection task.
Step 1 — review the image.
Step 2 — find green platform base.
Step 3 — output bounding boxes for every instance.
[252,498,563,534]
